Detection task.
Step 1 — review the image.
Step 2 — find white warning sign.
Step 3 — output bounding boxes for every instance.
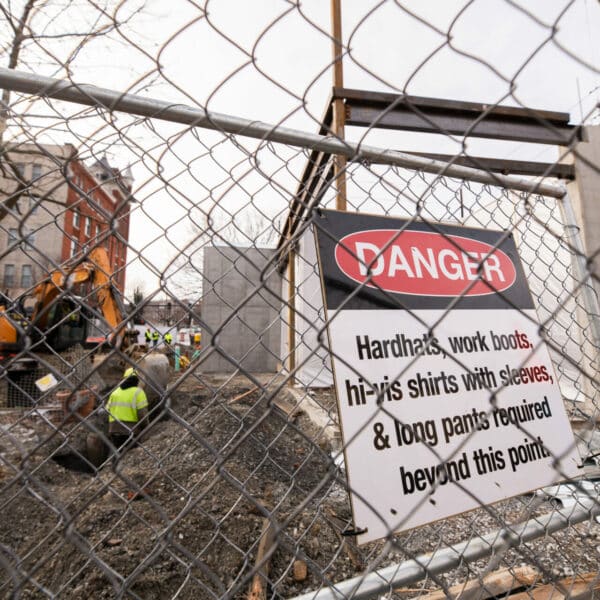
[314,210,580,545]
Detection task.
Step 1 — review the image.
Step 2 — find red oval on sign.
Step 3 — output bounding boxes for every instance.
[334,229,516,297]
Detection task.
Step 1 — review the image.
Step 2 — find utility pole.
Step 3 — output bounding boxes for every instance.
[331,0,347,211]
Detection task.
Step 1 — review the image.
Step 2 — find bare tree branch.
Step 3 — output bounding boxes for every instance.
[1,0,37,116]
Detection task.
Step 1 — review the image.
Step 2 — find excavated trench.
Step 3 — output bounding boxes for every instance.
[52,452,96,474]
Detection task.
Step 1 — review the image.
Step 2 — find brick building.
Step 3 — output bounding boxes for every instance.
[61,156,133,293]
[0,144,133,298]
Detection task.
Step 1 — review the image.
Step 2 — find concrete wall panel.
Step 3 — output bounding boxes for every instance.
[201,246,281,373]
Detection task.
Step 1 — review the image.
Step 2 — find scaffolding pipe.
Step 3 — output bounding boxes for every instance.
[291,502,600,600]
[0,67,565,199]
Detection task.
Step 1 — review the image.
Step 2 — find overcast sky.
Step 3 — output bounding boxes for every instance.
[3,0,600,297]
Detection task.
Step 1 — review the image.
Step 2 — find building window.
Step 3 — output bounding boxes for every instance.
[14,163,25,177]
[7,229,35,248]
[20,265,33,288]
[4,264,15,288]
[28,195,38,214]
[7,228,18,247]
[18,194,39,215]
[70,239,77,257]
[73,209,80,229]
[85,216,91,237]
[31,163,42,180]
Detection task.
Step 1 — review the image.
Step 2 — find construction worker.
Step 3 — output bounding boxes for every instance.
[151,329,159,347]
[144,327,152,346]
[164,331,173,345]
[105,367,148,452]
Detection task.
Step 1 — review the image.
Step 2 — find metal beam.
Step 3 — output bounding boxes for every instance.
[278,100,334,254]
[402,153,575,180]
[336,87,573,122]
[346,105,576,144]
[338,87,582,145]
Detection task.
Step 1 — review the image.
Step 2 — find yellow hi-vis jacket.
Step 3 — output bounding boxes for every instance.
[106,386,148,424]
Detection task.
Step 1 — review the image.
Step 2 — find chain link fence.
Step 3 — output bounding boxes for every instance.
[1,1,600,598]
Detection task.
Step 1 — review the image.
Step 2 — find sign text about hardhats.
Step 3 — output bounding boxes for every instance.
[344,326,558,495]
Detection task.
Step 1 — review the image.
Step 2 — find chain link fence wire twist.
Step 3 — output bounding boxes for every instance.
[0,1,600,598]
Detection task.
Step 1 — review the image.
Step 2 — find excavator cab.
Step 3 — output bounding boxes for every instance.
[1,247,132,370]
[37,295,91,352]
[29,284,124,353]
[0,249,135,409]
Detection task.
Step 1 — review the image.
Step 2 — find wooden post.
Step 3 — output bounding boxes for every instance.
[247,518,277,600]
[331,0,347,211]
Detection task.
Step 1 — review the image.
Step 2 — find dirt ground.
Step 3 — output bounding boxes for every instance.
[0,368,599,599]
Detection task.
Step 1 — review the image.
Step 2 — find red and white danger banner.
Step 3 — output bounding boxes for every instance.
[314,209,580,545]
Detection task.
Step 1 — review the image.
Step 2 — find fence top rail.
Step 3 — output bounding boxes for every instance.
[0,67,566,199]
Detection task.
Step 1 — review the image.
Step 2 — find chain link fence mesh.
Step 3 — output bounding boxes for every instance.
[1,1,600,598]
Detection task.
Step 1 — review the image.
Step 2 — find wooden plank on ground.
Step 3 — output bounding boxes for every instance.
[415,566,539,600]
[272,396,302,419]
[247,518,277,600]
[510,573,600,600]
[228,387,258,405]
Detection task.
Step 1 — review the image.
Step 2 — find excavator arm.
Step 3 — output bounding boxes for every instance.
[80,247,130,348]
[29,247,130,351]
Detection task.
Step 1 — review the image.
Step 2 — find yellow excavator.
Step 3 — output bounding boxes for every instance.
[0,247,133,368]
[0,297,28,367]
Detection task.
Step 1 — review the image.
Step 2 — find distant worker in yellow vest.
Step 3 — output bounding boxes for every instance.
[144,328,152,346]
[151,329,159,347]
[164,331,173,345]
[105,367,148,451]
[191,331,202,361]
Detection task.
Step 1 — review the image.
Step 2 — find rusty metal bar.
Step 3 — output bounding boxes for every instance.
[337,87,582,145]
[403,153,575,179]
[331,0,347,211]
